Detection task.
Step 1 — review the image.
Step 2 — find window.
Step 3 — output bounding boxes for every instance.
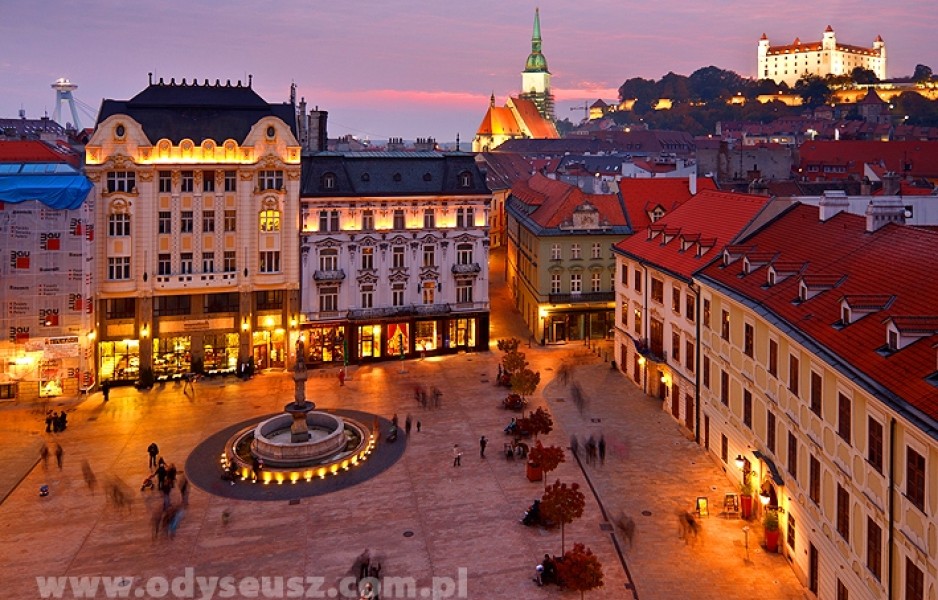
[205,292,238,313]
[106,171,135,193]
[181,170,194,193]
[744,323,754,357]
[321,172,336,190]
[392,283,405,307]
[836,579,848,600]
[569,243,580,259]
[721,434,728,463]
[319,249,338,271]
[551,244,561,260]
[672,288,681,314]
[362,210,374,231]
[319,286,338,312]
[633,308,642,336]
[108,214,130,237]
[392,246,405,269]
[767,411,776,454]
[158,171,172,193]
[154,295,190,316]
[591,272,601,293]
[551,274,561,294]
[158,212,171,234]
[787,513,796,551]
[260,210,280,232]
[393,209,406,230]
[686,295,695,322]
[570,273,582,294]
[592,242,602,259]
[203,170,215,192]
[868,418,883,473]
[224,210,237,232]
[906,559,924,600]
[423,245,435,267]
[456,207,474,228]
[423,209,435,229]
[157,253,171,276]
[685,340,694,371]
[703,356,710,389]
[457,243,473,265]
[787,432,797,480]
[789,355,800,396]
[867,518,882,581]
[259,251,280,273]
[720,370,729,405]
[105,298,135,319]
[651,278,664,303]
[907,447,926,511]
[721,310,730,340]
[422,281,435,304]
[671,331,681,362]
[224,170,237,192]
[836,484,849,541]
[202,252,214,273]
[703,299,711,328]
[768,339,778,377]
[223,251,236,272]
[202,210,215,233]
[458,171,473,188]
[107,257,130,280]
[456,282,473,303]
[259,170,283,191]
[361,247,374,270]
[810,372,823,416]
[633,268,642,292]
[743,389,752,428]
[361,285,374,309]
[319,210,340,232]
[180,252,193,274]
[888,330,899,351]
[838,393,852,444]
[809,456,820,504]
[180,211,193,233]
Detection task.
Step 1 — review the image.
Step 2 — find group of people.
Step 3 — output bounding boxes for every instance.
[570,433,606,466]
[145,441,189,539]
[533,553,560,586]
[413,385,442,409]
[352,549,382,599]
[39,442,64,470]
[44,410,68,433]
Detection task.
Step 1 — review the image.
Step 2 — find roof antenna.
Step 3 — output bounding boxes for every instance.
[148,72,153,85]
[248,74,253,88]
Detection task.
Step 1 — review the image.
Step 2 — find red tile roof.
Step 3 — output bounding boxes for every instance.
[698,204,938,419]
[510,173,626,228]
[508,97,559,140]
[798,141,938,180]
[613,189,773,279]
[617,177,717,231]
[0,140,73,163]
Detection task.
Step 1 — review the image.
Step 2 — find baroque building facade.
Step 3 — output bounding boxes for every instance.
[299,152,491,365]
[758,26,886,86]
[85,77,302,384]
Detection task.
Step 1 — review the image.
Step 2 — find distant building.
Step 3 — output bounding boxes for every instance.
[299,152,491,364]
[758,26,885,86]
[0,141,93,401]
[85,76,302,383]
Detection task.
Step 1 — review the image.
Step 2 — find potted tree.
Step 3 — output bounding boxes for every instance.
[763,510,780,553]
[739,480,754,519]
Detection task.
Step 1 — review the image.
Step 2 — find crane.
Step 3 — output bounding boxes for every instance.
[570,101,590,122]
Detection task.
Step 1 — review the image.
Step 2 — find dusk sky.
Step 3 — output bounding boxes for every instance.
[2,1,935,143]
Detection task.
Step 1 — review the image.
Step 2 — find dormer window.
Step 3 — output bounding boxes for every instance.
[887,330,899,351]
[842,306,851,325]
[798,283,807,302]
[458,171,473,188]
[743,258,752,274]
[767,269,777,286]
[321,172,336,190]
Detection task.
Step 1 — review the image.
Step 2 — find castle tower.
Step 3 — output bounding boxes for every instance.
[520,8,554,121]
[51,78,81,130]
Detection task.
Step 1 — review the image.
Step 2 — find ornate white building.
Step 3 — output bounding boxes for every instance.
[758,26,886,86]
[299,152,491,365]
[85,77,302,384]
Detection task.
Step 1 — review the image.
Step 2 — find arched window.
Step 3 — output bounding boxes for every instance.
[259,209,280,232]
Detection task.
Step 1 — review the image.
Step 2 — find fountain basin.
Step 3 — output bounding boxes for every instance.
[252,412,347,467]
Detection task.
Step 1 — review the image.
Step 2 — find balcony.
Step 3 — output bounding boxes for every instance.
[452,263,482,274]
[548,292,614,304]
[313,269,346,282]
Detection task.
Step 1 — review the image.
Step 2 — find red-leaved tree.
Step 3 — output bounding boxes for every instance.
[556,543,604,599]
[540,480,585,554]
[527,441,565,489]
[526,406,553,438]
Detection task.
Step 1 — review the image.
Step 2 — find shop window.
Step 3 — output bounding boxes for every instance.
[203,333,238,373]
[98,339,140,382]
[416,321,437,351]
[204,292,239,313]
[255,290,283,310]
[153,336,192,380]
[358,325,381,358]
[106,298,136,319]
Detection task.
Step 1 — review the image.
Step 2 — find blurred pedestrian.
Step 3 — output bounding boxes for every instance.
[102,380,110,402]
[452,444,462,467]
[416,420,422,432]
[40,444,50,469]
[54,443,63,470]
[570,435,579,458]
[405,414,412,435]
[479,436,487,458]
[598,435,606,465]
[338,368,346,386]
[81,460,97,495]
[178,474,189,506]
[147,442,159,469]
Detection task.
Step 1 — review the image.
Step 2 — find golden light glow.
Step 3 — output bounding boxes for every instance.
[265,316,275,328]
[140,325,149,338]
[87,331,96,341]
[241,320,250,332]
[290,318,298,328]
[638,356,646,365]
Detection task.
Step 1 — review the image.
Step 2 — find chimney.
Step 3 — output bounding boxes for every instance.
[882,171,901,196]
[865,197,906,232]
[689,170,697,195]
[860,177,872,196]
[819,190,849,221]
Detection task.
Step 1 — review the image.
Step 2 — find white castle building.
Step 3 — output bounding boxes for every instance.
[758,26,885,86]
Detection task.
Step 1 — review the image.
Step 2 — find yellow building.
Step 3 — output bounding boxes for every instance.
[85,77,302,385]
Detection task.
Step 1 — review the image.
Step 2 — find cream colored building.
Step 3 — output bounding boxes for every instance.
[85,77,301,385]
[696,202,936,599]
[758,26,885,86]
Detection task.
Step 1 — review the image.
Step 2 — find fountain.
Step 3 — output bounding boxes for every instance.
[222,341,375,482]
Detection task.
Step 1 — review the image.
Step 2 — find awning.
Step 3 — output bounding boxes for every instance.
[753,450,784,486]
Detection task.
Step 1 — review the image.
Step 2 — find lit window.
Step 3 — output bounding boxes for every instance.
[260,210,281,232]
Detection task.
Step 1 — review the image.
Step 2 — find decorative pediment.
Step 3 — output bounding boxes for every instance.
[452,233,478,244]
[314,237,344,249]
[356,272,379,284]
[419,266,440,280]
[389,269,410,283]
[388,235,409,246]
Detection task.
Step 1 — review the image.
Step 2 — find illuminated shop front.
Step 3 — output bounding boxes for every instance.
[98,339,140,383]
[252,328,286,370]
[153,336,191,380]
[542,307,614,344]
[303,325,345,364]
[448,318,476,349]
[357,324,382,359]
[385,323,409,358]
[203,333,239,374]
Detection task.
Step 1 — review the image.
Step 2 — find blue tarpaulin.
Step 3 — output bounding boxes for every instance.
[0,164,93,210]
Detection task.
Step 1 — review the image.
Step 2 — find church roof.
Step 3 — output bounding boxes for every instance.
[476,105,523,137]
[508,97,558,139]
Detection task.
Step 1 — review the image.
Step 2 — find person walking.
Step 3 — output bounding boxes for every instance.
[479,436,487,458]
[102,380,110,402]
[156,459,167,490]
[452,444,462,467]
[598,435,607,465]
[416,420,422,432]
[405,414,412,435]
[147,442,160,469]
[178,474,189,506]
[54,443,63,470]
[40,444,49,469]
[45,411,54,433]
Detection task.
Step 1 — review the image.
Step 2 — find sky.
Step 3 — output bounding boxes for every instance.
[1,1,935,143]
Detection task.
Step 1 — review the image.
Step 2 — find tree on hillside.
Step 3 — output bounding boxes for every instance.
[540,480,586,554]
[688,66,745,102]
[618,77,657,112]
[657,71,691,103]
[794,75,832,108]
[912,64,933,83]
[556,543,604,599]
[851,67,879,85]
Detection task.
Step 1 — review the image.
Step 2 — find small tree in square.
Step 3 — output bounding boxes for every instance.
[496,337,521,354]
[540,480,585,554]
[525,406,552,438]
[556,543,604,599]
[510,367,541,401]
[527,441,565,489]
[502,350,527,377]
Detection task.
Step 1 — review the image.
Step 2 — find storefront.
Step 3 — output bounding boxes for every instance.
[153,336,191,381]
[252,329,286,370]
[203,332,239,374]
[304,325,345,364]
[542,307,614,344]
[98,339,140,384]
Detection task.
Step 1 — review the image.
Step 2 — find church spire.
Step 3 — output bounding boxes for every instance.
[524,8,548,73]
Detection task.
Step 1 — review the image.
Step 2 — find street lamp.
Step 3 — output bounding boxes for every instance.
[734,454,745,471]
